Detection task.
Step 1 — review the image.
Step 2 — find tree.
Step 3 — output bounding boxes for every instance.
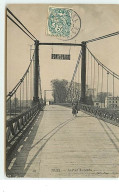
[51,79,68,103]
[85,95,93,105]
[11,97,19,108]
[97,92,112,103]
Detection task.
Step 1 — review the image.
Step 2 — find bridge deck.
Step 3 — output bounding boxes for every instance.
[6,105,119,178]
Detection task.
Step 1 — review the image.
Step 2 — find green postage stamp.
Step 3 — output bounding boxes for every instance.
[47,7,81,40]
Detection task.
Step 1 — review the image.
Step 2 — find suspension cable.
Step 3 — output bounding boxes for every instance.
[20,84,21,113]
[7,51,35,101]
[26,74,27,108]
[75,72,76,99]
[78,60,80,98]
[87,47,119,80]
[30,60,32,101]
[28,70,30,104]
[101,66,103,108]
[7,15,35,41]
[15,92,16,116]
[113,73,114,98]
[86,31,119,43]
[97,63,99,97]
[87,49,89,87]
[23,80,24,111]
[91,54,92,89]
[107,71,109,101]
[93,58,95,97]
[7,8,37,40]
[10,97,11,118]
[68,50,82,93]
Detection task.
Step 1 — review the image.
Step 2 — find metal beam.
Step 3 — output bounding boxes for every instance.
[39,42,82,46]
[33,40,39,103]
[81,41,86,103]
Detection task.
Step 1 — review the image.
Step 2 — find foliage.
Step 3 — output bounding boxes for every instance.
[97,92,112,103]
[51,79,68,103]
[11,97,19,108]
[85,95,94,105]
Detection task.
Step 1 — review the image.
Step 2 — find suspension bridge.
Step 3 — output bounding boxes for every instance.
[6,8,119,178]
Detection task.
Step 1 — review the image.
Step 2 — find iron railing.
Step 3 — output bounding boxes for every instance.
[6,103,45,156]
[6,103,42,143]
[80,104,119,125]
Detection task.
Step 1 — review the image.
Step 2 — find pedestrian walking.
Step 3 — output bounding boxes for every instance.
[72,103,78,117]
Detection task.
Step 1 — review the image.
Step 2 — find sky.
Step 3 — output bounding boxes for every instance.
[7,4,119,99]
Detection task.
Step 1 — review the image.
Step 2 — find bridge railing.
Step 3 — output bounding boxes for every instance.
[80,104,119,125]
[6,103,42,143]
[6,102,45,157]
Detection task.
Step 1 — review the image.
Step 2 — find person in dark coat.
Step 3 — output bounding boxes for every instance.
[72,103,78,117]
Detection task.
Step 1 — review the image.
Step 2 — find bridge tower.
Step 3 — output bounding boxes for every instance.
[81,41,86,103]
[33,40,39,103]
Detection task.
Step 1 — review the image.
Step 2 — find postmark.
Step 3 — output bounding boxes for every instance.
[47,7,81,40]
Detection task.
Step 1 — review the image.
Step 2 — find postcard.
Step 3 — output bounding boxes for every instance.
[6,4,119,178]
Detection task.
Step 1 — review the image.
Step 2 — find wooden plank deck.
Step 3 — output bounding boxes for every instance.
[6,105,119,178]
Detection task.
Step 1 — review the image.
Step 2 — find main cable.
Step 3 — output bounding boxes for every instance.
[7,8,37,40]
[7,15,35,41]
[86,31,119,43]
